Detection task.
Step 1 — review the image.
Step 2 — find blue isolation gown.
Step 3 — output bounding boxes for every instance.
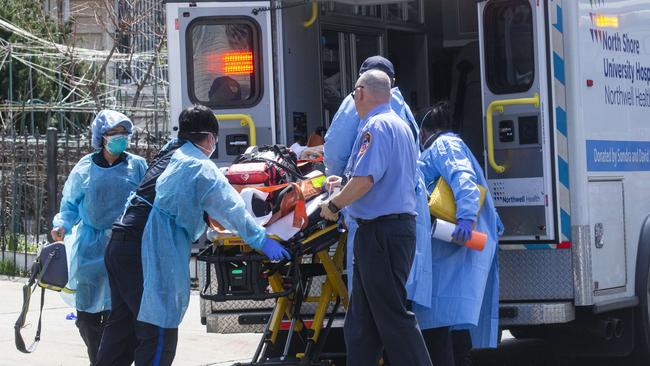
[138,141,266,329]
[54,152,147,313]
[412,133,504,348]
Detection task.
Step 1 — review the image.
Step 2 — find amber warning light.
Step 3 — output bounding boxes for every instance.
[223,51,254,75]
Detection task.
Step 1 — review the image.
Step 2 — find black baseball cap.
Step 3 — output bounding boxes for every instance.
[358,56,395,79]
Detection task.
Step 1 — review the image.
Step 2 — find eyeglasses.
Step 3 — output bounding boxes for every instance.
[351,85,365,100]
[196,132,219,143]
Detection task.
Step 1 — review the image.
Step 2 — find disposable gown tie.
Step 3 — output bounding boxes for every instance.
[138,142,266,329]
[54,153,148,313]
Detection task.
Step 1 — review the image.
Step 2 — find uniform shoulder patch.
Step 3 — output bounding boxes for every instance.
[358,131,372,156]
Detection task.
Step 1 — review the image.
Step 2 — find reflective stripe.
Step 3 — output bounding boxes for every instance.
[552,1,572,244]
[556,107,568,137]
[153,327,164,366]
[553,3,563,33]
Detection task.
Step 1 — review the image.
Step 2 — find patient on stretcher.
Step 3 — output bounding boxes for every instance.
[207,144,330,242]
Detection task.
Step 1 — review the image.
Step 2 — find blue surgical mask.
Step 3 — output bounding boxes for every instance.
[104,135,129,155]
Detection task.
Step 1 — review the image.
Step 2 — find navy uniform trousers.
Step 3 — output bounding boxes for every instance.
[76,310,109,364]
[344,215,432,366]
[94,232,178,366]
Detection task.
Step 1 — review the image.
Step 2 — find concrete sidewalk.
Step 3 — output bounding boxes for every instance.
[0,276,259,366]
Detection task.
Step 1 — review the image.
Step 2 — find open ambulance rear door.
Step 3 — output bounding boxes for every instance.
[478,0,575,326]
[166,0,277,164]
[479,0,559,244]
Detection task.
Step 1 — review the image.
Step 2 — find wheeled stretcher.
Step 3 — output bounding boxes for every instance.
[197,193,349,365]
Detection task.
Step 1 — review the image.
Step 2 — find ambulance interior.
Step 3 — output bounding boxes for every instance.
[278,0,550,240]
[279,0,539,240]
[185,0,535,181]
[283,0,490,168]
[185,0,541,240]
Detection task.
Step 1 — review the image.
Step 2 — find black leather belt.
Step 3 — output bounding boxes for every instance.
[110,230,141,243]
[355,213,414,226]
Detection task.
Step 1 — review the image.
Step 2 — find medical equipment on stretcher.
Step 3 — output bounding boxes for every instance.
[198,146,347,365]
[198,200,348,365]
[226,145,303,186]
[432,218,487,251]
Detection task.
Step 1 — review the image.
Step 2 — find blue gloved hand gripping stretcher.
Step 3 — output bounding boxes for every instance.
[198,190,349,365]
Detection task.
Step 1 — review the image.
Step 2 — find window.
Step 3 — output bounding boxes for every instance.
[484,1,535,94]
[385,1,421,23]
[385,4,402,21]
[321,3,381,18]
[187,17,262,108]
[322,2,354,14]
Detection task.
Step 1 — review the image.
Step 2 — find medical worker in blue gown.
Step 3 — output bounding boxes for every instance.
[323,56,419,290]
[411,101,504,366]
[51,110,148,364]
[95,105,289,366]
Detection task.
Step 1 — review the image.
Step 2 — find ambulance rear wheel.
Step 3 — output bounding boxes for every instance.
[633,215,650,359]
[634,264,650,358]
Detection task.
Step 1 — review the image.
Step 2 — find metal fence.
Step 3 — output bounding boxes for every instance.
[0,128,168,275]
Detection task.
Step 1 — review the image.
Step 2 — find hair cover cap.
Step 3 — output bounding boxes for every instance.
[91,110,133,149]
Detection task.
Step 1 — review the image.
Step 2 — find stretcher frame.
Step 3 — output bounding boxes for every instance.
[198,221,349,365]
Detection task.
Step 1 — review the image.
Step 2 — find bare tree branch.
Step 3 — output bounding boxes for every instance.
[131,32,165,108]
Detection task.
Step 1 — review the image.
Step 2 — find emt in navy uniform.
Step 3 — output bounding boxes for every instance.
[323,55,420,292]
[320,70,432,366]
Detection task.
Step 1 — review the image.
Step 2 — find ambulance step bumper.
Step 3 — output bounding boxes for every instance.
[205,312,270,334]
[499,302,575,326]
[205,312,346,334]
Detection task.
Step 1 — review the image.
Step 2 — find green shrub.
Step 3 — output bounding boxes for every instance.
[3,235,39,253]
[0,259,29,277]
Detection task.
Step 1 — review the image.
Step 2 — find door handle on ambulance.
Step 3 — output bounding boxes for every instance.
[485,93,540,173]
[214,114,257,146]
[303,1,318,28]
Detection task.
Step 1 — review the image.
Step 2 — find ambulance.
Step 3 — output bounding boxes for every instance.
[164,0,650,358]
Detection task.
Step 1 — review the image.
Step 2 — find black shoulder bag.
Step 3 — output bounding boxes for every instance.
[14,241,70,353]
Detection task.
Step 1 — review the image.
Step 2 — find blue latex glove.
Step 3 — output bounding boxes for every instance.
[261,238,291,261]
[452,219,474,243]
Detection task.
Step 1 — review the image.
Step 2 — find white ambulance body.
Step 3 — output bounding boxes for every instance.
[165,0,650,357]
